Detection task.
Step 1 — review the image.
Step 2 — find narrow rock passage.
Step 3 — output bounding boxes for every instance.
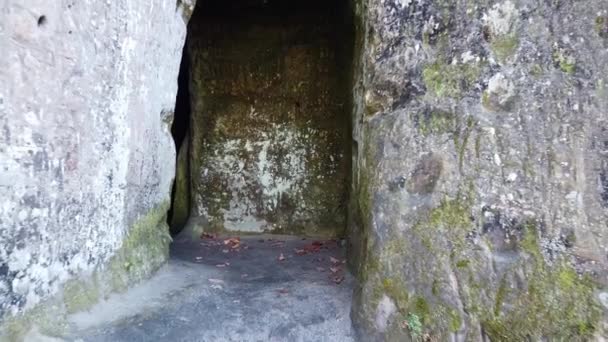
[67,235,355,342]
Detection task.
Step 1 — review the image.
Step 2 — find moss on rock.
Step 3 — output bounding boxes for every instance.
[490,34,519,62]
[596,16,608,39]
[109,201,172,292]
[552,48,576,74]
[412,109,455,136]
[0,202,172,341]
[62,277,101,314]
[170,134,190,234]
[482,229,601,341]
[422,61,481,98]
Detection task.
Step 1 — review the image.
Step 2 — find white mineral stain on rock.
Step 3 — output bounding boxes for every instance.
[482,1,518,36]
[202,123,312,232]
[375,295,397,332]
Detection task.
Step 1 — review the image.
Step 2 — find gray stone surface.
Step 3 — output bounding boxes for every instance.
[0,0,193,336]
[67,235,354,342]
[186,0,351,237]
[2,0,608,340]
[348,0,608,340]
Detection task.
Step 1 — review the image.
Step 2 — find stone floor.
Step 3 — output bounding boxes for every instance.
[63,235,355,342]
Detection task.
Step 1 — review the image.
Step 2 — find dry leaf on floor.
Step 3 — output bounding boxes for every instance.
[201,232,216,239]
[330,256,340,264]
[332,275,345,284]
[208,278,224,284]
[294,248,306,255]
[278,253,285,261]
[330,266,340,274]
[224,237,241,249]
[210,284,223,290]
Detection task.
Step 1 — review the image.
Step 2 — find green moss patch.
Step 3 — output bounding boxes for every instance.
[490,34,519,62]
[482,229,601,341]
[1,202,172,340]
[422,61,481,98]
[62,278,101,314]
[109,201,172,292]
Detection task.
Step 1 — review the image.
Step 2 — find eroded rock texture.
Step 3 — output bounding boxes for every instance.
[349,0,608,340]
[186,0,351,236]
[0,0,193,338]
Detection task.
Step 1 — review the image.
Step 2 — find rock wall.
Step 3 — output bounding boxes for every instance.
[0,0,193,338]
[187,1,351,236]
[349,0,608,340]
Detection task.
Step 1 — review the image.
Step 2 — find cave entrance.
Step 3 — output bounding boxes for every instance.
[169,0,354,239]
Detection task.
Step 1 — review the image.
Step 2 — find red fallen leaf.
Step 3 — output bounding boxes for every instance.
[330,266,340,274]
[224,237,241,249]
[330,256,340,264]
[332,275,345,284]
[278,253,285,261]
[201,232,216,239]
[224,237,239,243]
[302,243,321,254]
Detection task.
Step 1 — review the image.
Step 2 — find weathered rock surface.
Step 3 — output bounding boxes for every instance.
[348,0,608,340]
[186,0,351,237]
[0,0,193,338]
[2,0,608,340]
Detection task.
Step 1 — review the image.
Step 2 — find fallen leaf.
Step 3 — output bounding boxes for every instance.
[302,243,321,254]
[195,256,203,261]
[223,237,241,249]
[278,253,285,261]
[277,288,289,294]
[332,275,345,284]
[215,263,227,268]
[201,232,216,239]
[294,248,306,255]
[208,278,224,284]
[316,267,325,272]
[210,284,223,290]
[330,266,340,274]
[330,256,340,264]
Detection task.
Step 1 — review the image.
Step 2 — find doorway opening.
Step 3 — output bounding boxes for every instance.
[169,0,354,239]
